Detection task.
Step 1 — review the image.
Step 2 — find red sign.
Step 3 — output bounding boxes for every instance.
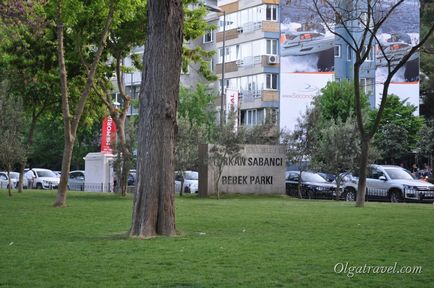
[101,116,117,154]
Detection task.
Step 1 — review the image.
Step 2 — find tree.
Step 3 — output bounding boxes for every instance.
[207,111,245,199]
[129,0,184,238]
[93,2,215,197]
[0,81,26,197]
[175,116,207,196]
[175,85,216,196]
[371,95,424,164]
[315,80,370,123]
[53,0,118,207]
[283,107,319,199]
[0,3,60,192]
[416,119,434,170]
[178,84,217,137]
[310,117,362,200]
[308,0,434,207]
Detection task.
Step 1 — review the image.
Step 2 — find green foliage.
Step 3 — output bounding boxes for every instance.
[416,119,434,160]
[0,81,26,174]
[244,110,280,145]
[371,95,424,162]
[420,0,434,94]
[208,111,245,199]
[316,80,370,123]
[311,117,360,171]
[178,84,217,138]
[182,2,218,81]
[175,115,208,173]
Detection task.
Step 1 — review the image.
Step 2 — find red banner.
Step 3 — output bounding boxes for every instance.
[101,116,117,154]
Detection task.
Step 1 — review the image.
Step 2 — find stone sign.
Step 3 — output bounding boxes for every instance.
[198,144,286,196]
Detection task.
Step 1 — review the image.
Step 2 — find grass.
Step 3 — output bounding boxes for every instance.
[0,190,433,288]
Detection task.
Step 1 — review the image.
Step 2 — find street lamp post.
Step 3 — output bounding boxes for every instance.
[204,4,226,127]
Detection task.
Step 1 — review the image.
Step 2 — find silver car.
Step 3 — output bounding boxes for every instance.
[343,165,434,203]
[68,170,85,191]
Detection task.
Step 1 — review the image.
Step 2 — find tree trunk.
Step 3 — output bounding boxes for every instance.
[113,115,132,197]
[356,137,370,207]
[297,170,303,199]
[129,0,183,238]
[54,139,74,207]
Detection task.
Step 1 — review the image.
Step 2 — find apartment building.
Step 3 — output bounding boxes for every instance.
[215,0,280,127]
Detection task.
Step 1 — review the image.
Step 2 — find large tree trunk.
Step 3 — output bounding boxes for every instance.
[129,0,183,238]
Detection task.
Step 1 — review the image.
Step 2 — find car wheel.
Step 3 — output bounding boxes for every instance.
[389,191,402,203]
[344,189,356,202]
[36,183,43,189]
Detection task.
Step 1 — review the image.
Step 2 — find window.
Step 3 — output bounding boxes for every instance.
[242,109,265,126]
[362,45,374,61]
[266,5,277,21]
[210,58,214,73]
[360,78,374,96]
[266,74,278,90]
[347,45,352,61]
[334,44,341,58]
[266,39,278,55]
[203,30,213,43]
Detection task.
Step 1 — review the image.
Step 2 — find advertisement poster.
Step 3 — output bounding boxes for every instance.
[279,1,334,131]
[375,0,420,113]
[101,116,117,154]
[226,88,240,129]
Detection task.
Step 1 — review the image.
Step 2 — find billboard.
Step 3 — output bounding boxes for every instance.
[374,0,420,113]
[279,0,421,132]
[279,1,334,132]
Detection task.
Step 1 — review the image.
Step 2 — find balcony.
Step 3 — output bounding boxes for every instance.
[239,89,279,109]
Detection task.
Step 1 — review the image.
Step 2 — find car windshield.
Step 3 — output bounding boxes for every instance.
[184,171,198,180]
[385,168,414,180]
[301,172,327,183]
[9,173,19,179]
[36,170,56,178]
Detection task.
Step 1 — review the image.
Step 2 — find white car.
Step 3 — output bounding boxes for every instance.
[175,170,199,194]
[27,168,60,189]
[0,171,22,189]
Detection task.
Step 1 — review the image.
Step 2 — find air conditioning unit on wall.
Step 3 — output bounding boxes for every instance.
[267,55,279,64]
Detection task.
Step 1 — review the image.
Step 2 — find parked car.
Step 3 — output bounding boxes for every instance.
[285,171,340,199]
[343,165,434,203]
[175,170,199,194]
[68,170,85,191]
[26,168,60,189]
[318,172,336,183]
[114,169,137,187]
[128,170,136,186]
[0,171,24,189]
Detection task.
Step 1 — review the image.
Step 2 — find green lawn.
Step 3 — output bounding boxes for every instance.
[0,190,433,288]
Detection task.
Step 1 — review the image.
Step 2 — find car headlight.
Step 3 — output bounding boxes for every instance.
[403,185,417,193]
